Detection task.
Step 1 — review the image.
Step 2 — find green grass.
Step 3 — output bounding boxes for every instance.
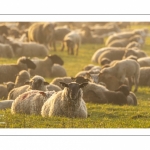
[1,23,150,128]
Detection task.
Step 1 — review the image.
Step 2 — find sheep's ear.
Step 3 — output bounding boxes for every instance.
[79,82,88,88]
[44,82,49,85]
[59,82,68,87]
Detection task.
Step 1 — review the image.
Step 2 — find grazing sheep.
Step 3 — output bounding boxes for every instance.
[11,90,55,115]
[28,22,56,50]
[0,100,14,110]
[61,31,81,55]
[0,82,15,99]
[123,49,147,59]
[14,70,30,88]
[12,42,49,57]
[0,43,14,58]
[50,77,73,89]
[7,75,49,100]
[41,82,88,118]
[29,54,64,78]
[0,56,36,83]
[100,59,140,92]
[137,57,150,67]
[51,64,67,77]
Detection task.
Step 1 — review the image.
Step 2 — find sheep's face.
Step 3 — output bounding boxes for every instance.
[48,54,64,65]
[60,82,88,100]
[85,73,100,84]
[19,57,36,69]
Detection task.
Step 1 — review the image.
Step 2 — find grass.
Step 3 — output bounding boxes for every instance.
[1,23,150,128]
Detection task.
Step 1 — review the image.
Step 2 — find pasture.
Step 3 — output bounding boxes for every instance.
[0,23,150,128]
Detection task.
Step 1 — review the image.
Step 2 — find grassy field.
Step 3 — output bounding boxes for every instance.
[1,23,150,128]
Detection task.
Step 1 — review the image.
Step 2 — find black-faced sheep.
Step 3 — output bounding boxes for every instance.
[61,31,81,55]
[29,54,64,78]
[7,75,49,100]
[100,59,140,92]
[41,82,88,118]
[27,22,56,50]
[11,90,55,115]
[0,56,36,83]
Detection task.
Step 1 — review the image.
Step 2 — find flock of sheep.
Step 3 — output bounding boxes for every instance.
[0,22,149,119]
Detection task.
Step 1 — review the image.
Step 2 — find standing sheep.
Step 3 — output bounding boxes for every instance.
[100,59,140,92]
[11,90,55,115]
[29,54,64,78]
[0,56,36,83]
[61,31,81,55]
[41,82,88,118]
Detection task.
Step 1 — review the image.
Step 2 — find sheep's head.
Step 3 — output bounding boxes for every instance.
[85,72,100,84]
[4,82,15,92]
[60,81,88,100]
[25,75,49,90]
[48,54,64,65]
[115,84,130,96]
[18,57,36,70]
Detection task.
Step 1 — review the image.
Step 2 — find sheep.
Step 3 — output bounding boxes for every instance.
[11,90,55,115]
[0,43,15,58]
[0,56,36,83]
[51,64,67,77]
[41,82,88,118]
[123,49,147,59]
[137,57,150,67]
[27,22,56,50]
[46,84,62,92]
[126,41,141,49]
[7,75,49,100]
[0,82,15,99]
[107,35,144,47]
[50,77,73,89]
[100,59,140,92]
[83,64,95,71]
[11,42,49,57]
[61,31,81,55]
[127,92,137,106]
[29,54,64,78]
[139,67,150,86]
[0,100,14,110]
[14,70,30,88]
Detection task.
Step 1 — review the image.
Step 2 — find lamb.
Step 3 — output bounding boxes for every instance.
[14,70,30,88]
[0,56,36,83]
[0,82,15,99]
[0,43,14,58]
[137,57,150,67]
[61,31,81,55]
[11,90,55,115]
[7,75,49,100]
[11,42,49,57]
[51,64,67,77]
[29,54,64,78]
[100,59,140,92]
[50,77,73,89]
[0,100,14,110]
[41,82,88,118]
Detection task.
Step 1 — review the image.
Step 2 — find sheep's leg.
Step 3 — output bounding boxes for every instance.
[53,41,56,51]
[60,42,65,51]
[128,77,133,91]
[76,44,79,56]
[134,74,139,93]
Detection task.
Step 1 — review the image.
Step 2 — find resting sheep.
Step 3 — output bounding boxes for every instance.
[11,90,55,115]
[7,75,49,100]
[0,100,14,110]
[100,59,140,92]
[0,56,36,83]
[29,54,64,78]
[41,82,88,118]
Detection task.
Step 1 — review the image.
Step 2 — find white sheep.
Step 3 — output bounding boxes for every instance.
[0,56,36,83]
[100,59,140,92]
[137,57,150,67]
[7,75,49,100]
[41,82,88,118]
[11,90,55,115]
[29,54,64,78]
[0,43,14,58]
[14,70,30,88]
[0,100,14,110]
